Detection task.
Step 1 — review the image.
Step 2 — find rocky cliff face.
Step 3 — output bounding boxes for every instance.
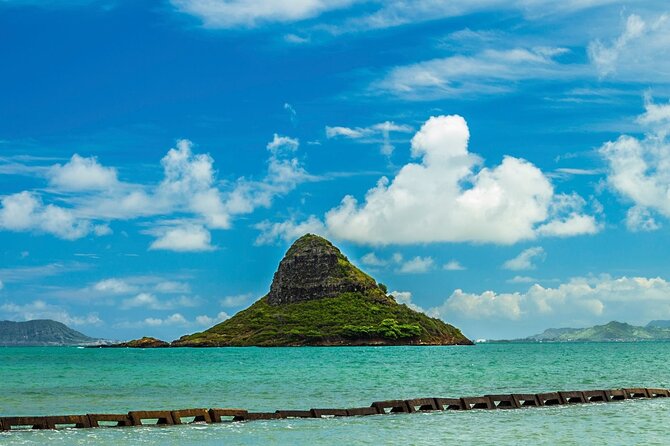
[267,234,377,305]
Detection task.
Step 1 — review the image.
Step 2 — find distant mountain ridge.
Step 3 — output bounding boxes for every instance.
[0,319,106,346]
[517,320,670,342]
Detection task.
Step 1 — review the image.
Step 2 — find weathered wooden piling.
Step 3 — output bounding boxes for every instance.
[1,387,667,432]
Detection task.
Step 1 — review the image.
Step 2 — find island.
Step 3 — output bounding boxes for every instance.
[492,320,670,343]
[0,319,109,346]
[135,234,470,347]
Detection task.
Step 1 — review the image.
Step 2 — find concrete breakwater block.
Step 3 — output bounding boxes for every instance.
[310,408,348,418]
[233,412,281,421]
[208,408,247,422]
[559,391,586,404]
[537,392,564,406]
[405,398,439,412]
[460,397,493,410]
[624,388,650,399]
[275,410,314,418]
[434,398,464,410]
[128,411,174,426]
[171,409,212,424]
[371,400,410,414]
[511,394,541,407]
[345,407,379,416]
[581,390,610,403]
[87,414,133,428]
[646,388,669,398]
[0,415,90,430]
[486,394,519,409]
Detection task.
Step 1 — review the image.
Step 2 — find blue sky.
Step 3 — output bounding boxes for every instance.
[1,0,670,341]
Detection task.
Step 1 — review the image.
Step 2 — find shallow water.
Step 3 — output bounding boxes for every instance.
[1,343,668,445]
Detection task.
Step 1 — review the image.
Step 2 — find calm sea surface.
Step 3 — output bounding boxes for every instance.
[1,343,669,445]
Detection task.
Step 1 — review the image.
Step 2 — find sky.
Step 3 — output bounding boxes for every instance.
[1,0,670,341]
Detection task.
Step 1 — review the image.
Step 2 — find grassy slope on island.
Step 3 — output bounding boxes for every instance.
[174,292,469,346]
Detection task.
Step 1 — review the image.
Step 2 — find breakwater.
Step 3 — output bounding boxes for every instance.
[1,387,667,431]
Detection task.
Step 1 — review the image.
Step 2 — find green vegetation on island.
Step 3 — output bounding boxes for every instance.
[173,234,471,347]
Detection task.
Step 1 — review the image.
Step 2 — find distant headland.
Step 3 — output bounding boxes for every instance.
[0,319,111,346]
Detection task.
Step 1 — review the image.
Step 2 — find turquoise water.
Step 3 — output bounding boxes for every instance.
[1,343,669,445]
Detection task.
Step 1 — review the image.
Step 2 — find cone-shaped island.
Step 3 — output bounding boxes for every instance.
[173,234,472,346]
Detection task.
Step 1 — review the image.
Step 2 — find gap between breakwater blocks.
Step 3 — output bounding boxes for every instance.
[0,387,668,431]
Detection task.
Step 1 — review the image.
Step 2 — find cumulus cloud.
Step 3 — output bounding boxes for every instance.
[0,300,102,326]
[1,136,312,249]
[149,224,216,252]
[443,260,466,271]
[170,0,357,28]
[120,293,201,310]
[588,14,670,81]
[0,191,94,240]
[600,95,670,230]
[47,154,118,191]
[360,252,388,267]
[254,216,327,245]
[320,115,598,245]
[430,275,670,332]
[94,278,137,294]
[390,290,426,313]
[503,246,546,271]
[397,256,434,273]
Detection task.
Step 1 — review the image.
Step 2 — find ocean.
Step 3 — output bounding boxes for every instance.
[1,342,668,445]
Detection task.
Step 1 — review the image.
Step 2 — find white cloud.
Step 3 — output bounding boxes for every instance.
[267,133,299,153]
[374,47,577,100]
[143,313,189,327]
[195,311,230,326]
[360,252,388,267]
[503,246,546,271]
[0,191,93,240]
[220,293,252,308]
[390,290,426,313]
[154,281,191,294]
[626,206,661,232]
[149,224,216,252]
[600,96,670,228]
[398,256,434,274]
[170,0,357,28]
[121,293,201,310]
[94,278,137,294]
[254,216,327,245]
[0,300,102,326]
[1,137,313,248]
[326,121,413,156]
[322,115,597,245]
[507,275,537,284]
[588,14,670,82]
[47,154,118,191]
[430,275,670,329]
[443,260,466,271]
